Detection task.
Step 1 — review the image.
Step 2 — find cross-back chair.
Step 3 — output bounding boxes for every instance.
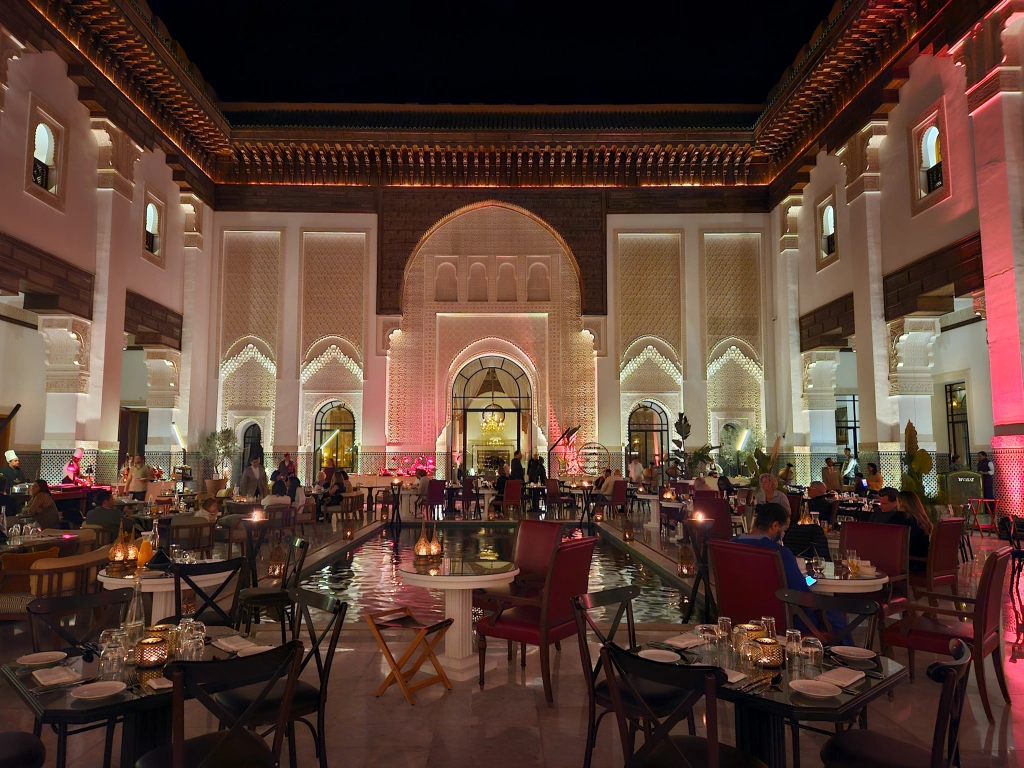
[156,558,246,627]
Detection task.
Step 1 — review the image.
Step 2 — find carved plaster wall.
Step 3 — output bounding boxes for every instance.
[703,233,763,367]
[220,343,277,449]
[144,348,181,409]
[0,26,25,117]
[616,233,683,373]
[300,232,365,367]
[38,315,91,393]
[386,202,594,448]
[90,118,140,200]
[220,231,280,360]
[706,345,764,445]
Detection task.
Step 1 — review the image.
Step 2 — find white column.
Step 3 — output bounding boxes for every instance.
[886,317,941,446]
[778,195,808,445]
[37,315,91,448]
[801,349,840,451]
[142,348,182,463]
[275,227,301,453]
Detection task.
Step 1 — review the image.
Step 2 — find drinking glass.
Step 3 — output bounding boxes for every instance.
[717,617,732,642]
[182,635,204,661]
[800,637,824,672]
[8,524,19,537]
[170,545,182,562]
[98,643,124,682]
[760,616,776,640]
[811,556,825,578]
[732,625,749,652]
[785,629,802,665]
[739,641,761,674]
[844,548,857,570]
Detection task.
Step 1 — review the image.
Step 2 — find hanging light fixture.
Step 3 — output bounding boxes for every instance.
[479,369,506,444]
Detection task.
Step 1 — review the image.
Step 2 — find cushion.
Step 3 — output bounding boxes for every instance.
[475,607,577,645]
[136,729,276,768]
[0,593,33,615]
[214,679,320,722]
[882,616,974,655]
[820,728,931,768]
[594,677,692,717]
[0,731,46,768]
[0,548,59,593]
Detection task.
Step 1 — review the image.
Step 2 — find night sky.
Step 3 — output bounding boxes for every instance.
[146,0,839,106]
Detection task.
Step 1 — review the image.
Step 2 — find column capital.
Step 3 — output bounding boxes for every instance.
[0,25,26,116]
[180,192,204,249]
[801,349,840,410]
[143,348,181,408]
[952,2,1024,113]
[779,194,801,251]
[38,315,92,393]
[887,316,940,396]
[838,120,887,202]
[90,118,141,199]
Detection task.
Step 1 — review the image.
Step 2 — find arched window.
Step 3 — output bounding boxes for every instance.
[921,125,943,194]
[627,401,669,478]
[31,123,56,192]
[434,262,457,301]
[820,204,836,258]
[314,401,356,472]
[496,262,517,302]
[243,423,263,465]
[468,262,488,301]
[144,203,160,254]
[526,262,549,301]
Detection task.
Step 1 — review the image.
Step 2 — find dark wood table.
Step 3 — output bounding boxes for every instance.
[0,533,76,555]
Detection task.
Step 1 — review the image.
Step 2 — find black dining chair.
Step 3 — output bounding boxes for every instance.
[776,589,879,648]
[136,641,304,768]
[820,639,971,768]
[238,523,309,643]
[215,588,348,768]
[156,558,247,627]
[0,732,45,768]
[26,589,134,768]
[571,586,696,768]
[600,643,768,768]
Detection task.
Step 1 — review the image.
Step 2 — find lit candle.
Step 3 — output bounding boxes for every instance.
[136,636,168,667]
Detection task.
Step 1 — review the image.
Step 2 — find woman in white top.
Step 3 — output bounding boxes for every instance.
[261,479,292,508]
[753,473,791,512]
[287,476,306,509]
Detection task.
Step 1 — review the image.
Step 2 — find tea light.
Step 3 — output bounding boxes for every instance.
[146,624,176,642]
[694,511,704,522]
[756,637,784,668]
[737,622,768,641]
[136,636,168,667]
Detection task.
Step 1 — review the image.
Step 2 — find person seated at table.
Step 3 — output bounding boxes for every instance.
[286,475,306,510]
[851,472,869,497]
[713,471,735,497]
[322,458,337,488]
[261,479,292,508]
[889,491,933,572]
[269,468,282,486]
[85,489,125,533]
[593,468,615,500]
[642,461,657,486]
[665,459,681,479]
[693,474,715,493]
[754,473,790,512]
[26,479,60,530]
[196,496,221,522]
[806,481,833,522]
[313,469,327,491]
[490,464,509,511]
[412,468,429,508]
[239,457,269,499]
[735,503,847,635]
[865,462,885,492]
[868,486,899,524]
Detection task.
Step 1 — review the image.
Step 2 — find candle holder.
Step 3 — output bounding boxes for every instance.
[145,624,176,642]
[137,667,166,688]
[755,637,784,668]
[622,516,634,541]
[136,636,168,668]
[736,622,768,641]
[677,545,696,577]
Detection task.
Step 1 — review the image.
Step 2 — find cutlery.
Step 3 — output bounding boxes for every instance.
[31,676,96,694]
[826,656,883,679]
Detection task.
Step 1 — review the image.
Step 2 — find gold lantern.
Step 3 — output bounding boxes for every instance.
[428,526,442,557]
[108,532,132,574]
[622,516,634,542]
[136,636,168,667]
[414,522,430,556]
[267,543,286,580]
[756,638,784,668]
[677,545,696,577]
[737,622,768,641]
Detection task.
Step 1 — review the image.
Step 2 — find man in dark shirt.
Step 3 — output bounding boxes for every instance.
[869,487,899,523]
[1,450,26,487]
[85,490,125,533]
[510,451,525,482]
[491,465,509,513]
[806,481,835,522]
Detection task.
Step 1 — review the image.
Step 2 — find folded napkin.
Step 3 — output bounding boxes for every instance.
[664,634,704,649]
[32,666,80,687]
[816,667,865,687]
[212,636,255,653]
[722,668,747,684]
[236,645,275,658]
[147,677,173,691]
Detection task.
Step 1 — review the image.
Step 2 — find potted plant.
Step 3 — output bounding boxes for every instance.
[900,421,944,519]
[199,429,237,493]
[670,413,714,479]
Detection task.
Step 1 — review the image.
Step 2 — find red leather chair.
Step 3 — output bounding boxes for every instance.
[787,494,804,518]
[477,536,597,703]
[417,479,446,520]
[882,546,1011,723]
[497,479,523,518]
[839,521,909,653]
[707,540,787,633]
[693,489,721,500]
[544,478,573,517]
[593,480,628,518]
[694,497,733,540]
[458,478,478,517]
[472,519,563,615]
[908,517,964,598]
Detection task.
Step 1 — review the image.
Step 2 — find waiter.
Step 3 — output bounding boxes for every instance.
[63,447,87,485]
[127,454,153,501]
[1,450,26,486]
[977,451,995,500]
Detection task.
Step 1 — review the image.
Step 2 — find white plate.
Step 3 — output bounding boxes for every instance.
[638,649,681,663]
[136,569,166,579]
[789,679,841,699]
[830,646,877,660]
[17,651,67,666]
[69,681,127,700]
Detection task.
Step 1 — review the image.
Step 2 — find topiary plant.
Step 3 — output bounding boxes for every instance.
[901,420,940,515]
[745,435,781,488]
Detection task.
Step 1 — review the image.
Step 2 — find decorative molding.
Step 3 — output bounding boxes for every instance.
[180,192,203,248]
[38,314,90,393]
[706,345,763,444]
[951,2,1024,113]
[90,118,140,199]
[582,316,607,358]
[887,316,940,396]
[839,120,886,203]
[0,25,26,116]
[300,345,363,386]
[221,343,277,450]
[144,348,180,408]
[778,194,801,250]
[377,315,402,355]
[702,232,762,369]
[801,349,840,411]
[220,343,276,379]
[620,345,682,387]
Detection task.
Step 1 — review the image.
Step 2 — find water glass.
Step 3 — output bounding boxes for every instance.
[717,617,732,643]
[170,545,182,562]
[785,629,802,666]
[732,625,749,652]
[800,637,824,672]
[98,643,125,682]
[760,616,776,640]
[181,635,204,661]
[739,641,761,674]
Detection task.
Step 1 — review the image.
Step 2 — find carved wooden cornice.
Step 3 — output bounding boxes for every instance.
[0,0,1003,195]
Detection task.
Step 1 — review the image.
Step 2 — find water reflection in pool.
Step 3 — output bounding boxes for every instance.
[301,525,688,624]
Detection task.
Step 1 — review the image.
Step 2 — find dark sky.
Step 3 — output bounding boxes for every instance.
[147,0,838,106]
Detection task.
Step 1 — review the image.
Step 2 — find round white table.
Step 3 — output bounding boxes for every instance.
[398,558,518,680]
[97,567,234,625]
[808,571,889,595]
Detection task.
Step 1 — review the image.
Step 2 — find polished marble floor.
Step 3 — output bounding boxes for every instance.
[1,531,1020,767]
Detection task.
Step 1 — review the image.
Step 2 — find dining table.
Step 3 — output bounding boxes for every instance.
[96,565,234,625]
[0,533,77,555]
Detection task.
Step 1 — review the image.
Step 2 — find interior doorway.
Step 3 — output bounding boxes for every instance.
[627,401,669,471]
[313,401,356,472]
[117,408,149,469]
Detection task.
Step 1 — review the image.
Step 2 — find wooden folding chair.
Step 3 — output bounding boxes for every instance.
[967,498,998,537]
[365,607,453,705]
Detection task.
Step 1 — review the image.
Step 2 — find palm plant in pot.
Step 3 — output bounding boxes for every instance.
[199,429,238,493]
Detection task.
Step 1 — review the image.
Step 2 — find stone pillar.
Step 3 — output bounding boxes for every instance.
[778,195,808,445]
[87,119,140,469]
[143,348,182,468]
[37,315,91,448]
[886,317,941,447]
[956,7,1024,513]
[801,349,840,451]
[0,25,26,119]
[175,193,203,451]
[274,228,301,455]
[841,121,896,449]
